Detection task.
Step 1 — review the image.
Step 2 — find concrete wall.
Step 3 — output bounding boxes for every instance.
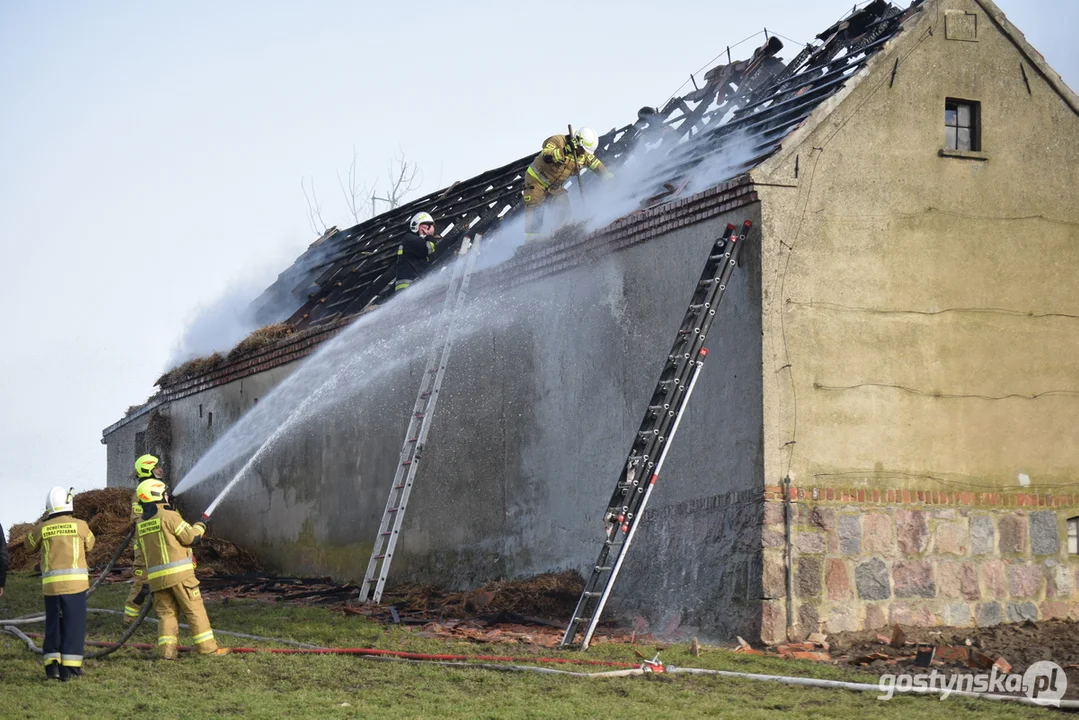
[129,206,764,640]
[751,0,1079,640]
[104,407,170,489]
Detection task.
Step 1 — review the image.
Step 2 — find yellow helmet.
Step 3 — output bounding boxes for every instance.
[135,454,160,479]
[135,479,168,504]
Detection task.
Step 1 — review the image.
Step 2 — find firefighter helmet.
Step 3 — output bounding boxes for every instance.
[574,126,599,154]
[409,212,434,234]
[136,479,169,504]
[135,454,160,479]
[46,487,74,515]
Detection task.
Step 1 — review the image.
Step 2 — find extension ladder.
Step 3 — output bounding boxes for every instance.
[561,220,752,649]
[359,234,482,603]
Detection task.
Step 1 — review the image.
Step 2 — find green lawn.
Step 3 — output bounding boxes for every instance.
[0,573,1052,719]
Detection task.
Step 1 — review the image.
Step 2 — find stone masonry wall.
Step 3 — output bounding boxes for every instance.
[760,485,1079,644]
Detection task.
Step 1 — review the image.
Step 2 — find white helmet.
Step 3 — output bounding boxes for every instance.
[574,126,599,154]
[409,211,434,234]
[46,486,74,515]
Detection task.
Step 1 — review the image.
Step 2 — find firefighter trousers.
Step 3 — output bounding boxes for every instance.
[153,577,217,658]
[523,175,569,242]
[43,591,87,668]
[124,566,146,622]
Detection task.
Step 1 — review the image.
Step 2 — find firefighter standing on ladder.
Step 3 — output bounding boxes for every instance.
[135,474,229,659]
[523,126,613,242]
[394,212,439,293]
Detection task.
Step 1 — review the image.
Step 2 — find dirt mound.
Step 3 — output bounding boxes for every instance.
[7,487,261,577]
[385,570,585,620]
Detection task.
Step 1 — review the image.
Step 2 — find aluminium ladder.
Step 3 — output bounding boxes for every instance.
[560,220,752,649]
[359,234,482,603]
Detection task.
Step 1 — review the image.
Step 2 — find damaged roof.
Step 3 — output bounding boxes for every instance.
[251,0,923,331]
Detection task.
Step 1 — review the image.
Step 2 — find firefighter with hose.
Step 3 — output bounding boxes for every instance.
[523,125,613,242]
[135,473,229,659]
[122,454,160,623]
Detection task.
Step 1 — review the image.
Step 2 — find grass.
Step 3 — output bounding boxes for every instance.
[0,573,1053,719]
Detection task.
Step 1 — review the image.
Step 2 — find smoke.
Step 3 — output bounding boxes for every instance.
[164,234,334,370]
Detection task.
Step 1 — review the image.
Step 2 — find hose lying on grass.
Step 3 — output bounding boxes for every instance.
[2,596,153,659]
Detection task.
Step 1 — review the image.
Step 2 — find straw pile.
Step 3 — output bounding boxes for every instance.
[386,570,585,620]
[227,323,295,360]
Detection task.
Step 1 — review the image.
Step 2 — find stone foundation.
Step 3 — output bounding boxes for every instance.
[760,485,1079,644]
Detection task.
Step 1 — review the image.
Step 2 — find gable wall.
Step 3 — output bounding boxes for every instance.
[751,0,1079,640]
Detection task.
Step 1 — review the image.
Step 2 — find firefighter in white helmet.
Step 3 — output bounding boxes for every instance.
[24,487,95,680]
[135,476,229,659]
[523,126,612,242]
[394,211,440,293]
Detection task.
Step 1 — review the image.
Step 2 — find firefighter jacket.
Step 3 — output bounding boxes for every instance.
[527,134,612,192]
[396,233,439,281]
[24,514,95,596]
[136,504,205,592]
[130,490,144,569]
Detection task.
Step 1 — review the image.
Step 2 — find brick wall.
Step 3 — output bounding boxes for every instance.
[759,485,1079,644]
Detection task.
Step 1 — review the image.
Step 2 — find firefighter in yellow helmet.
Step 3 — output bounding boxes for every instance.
[24,487,95,680]
[523,126,613,242]
[123,454,160,622]
[135,475,228,659]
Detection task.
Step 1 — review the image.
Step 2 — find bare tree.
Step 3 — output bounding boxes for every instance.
[301,176,328,235]
[336,145,369,224]
[371,149,422,214]
[305,149,423,229]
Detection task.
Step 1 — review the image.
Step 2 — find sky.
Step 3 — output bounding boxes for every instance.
[0,0,1075,534]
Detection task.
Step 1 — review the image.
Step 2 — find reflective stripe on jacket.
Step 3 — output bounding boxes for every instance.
[527,134,611,191]
[25,514,95,596]
[137,506,205,592]
[130,490,145,570]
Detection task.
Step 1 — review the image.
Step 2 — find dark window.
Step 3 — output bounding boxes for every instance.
[945,99,980,151]
[199,404,203,418]
[208,411,213,428]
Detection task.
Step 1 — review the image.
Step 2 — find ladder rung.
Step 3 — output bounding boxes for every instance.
[402,460,413,466]
[698,279,713,287]
[381,531,392,536]
[414,412,425,419]
[408,437,419,443]
[374,555,386,560]
[594,566,611,572]
[395,484,406,489]
[387,508,400,513]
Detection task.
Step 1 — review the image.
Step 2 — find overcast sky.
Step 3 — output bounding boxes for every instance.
[0,1,1075,533]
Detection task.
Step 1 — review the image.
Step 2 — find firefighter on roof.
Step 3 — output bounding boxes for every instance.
[395,211,440,293]
[24,486,95,680]
[524,126,613,242]
[135,473,229,659]
[123,454,160,622]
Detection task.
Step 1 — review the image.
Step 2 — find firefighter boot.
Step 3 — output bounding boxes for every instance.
[45,662,61,681]
[59,665,82,682]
